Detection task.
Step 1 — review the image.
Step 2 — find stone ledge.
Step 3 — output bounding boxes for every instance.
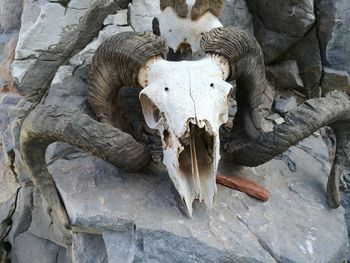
[48,135,348,263]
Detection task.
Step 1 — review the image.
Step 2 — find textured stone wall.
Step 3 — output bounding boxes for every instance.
[0,0,349,262]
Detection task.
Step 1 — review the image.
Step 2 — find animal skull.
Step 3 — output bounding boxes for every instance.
[138,55,231,215]
[158,6,222,53]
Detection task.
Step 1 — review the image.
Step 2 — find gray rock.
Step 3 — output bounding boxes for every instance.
[317,0,350,74]
[47,135,348,262]
[266,60,304,90]
[129,0,160,33]
[11,232,69,263]
[285,27,322,97]
[103,230,135,263]
[42,65,90,113]
[321,67,350,94]
[219,0,254,34]
[0,32,19,92]
[0,95,32,184]
[72,233,108,263]
[133,229,264,263]
[246,0,315,63]
[0,93,30,263]
[70,11,134,67]
[0,0,23,33]
[0,93,23,153]
[7,186,34,245]
[103,9,129,26]
[12,0,131,102]
[0,143,18,236]
[27,188,72,247]
[274,96,298,114]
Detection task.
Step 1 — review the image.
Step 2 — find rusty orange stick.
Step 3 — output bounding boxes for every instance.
[216,174,269,202]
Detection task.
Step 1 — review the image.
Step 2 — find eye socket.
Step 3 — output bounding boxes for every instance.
[165,87,169,91]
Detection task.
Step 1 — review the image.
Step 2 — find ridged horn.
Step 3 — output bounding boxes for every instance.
[88,31,168,128]
[191,0,224,20]
[201,27,350,209]
[160,0,189,18]
[201,26,269,137]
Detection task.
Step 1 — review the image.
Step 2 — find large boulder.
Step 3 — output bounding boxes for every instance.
[219,0,254,34]
[11,0,131,102]
[246,0,315,63]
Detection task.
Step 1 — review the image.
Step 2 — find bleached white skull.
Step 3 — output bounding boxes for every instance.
[138,55,232,215]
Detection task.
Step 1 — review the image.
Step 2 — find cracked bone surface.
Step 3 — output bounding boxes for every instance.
[138,55,231,215]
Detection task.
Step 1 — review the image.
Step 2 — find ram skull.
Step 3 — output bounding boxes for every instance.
[138,55,231,214]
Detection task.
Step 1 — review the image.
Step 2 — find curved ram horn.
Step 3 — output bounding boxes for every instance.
[160,0,189,18]
[201,26,269,138]
[224,91,350,208]
[88,31,168,128]
[20,32,168,229]
[191,0,224,20]
[20,106,153,229]
[201,27,350,209]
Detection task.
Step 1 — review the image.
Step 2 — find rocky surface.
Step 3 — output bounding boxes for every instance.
[0,0,349,262]
[47,134,348,263]
[219,0,254,34]
[246,0,315,64]
[316,0,350,75]
[12,0,131,102]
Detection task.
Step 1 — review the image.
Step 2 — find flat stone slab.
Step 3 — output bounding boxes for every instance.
[48,135,349,263]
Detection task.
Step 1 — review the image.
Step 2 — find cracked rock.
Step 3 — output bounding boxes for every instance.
[246,0,315,63]
[11,232,69,263]
[70,10,134,67]
[12,0,131,102]
[219,0,254,34]
[47,133,348,262]
[72,233,108,263]
[129,0,161,32]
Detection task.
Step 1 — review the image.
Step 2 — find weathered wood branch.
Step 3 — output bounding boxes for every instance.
[216,174,269,202]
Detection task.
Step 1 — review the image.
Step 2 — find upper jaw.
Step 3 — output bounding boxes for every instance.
[162,119,220,216]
